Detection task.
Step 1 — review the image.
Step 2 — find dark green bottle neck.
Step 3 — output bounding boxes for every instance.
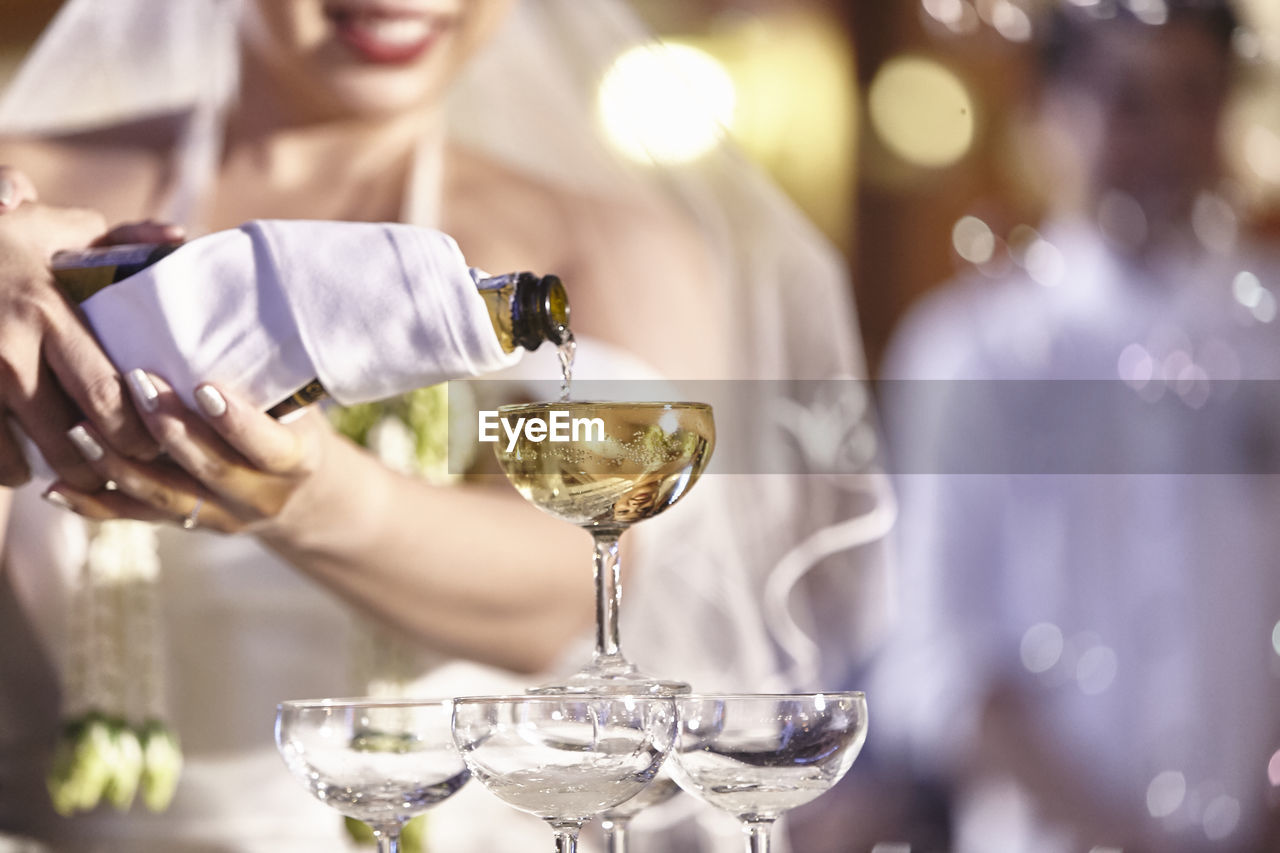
[511,272,571,351]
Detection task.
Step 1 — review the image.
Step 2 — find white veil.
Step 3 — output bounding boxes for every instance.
[0,0,894,693]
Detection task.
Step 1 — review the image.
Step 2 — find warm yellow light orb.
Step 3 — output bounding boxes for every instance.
[598,42,736,165]
[868,55,975,169]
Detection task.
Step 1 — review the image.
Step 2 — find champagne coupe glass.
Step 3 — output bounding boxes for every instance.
[451,694,677,853]
[668,693,868,853]
[494,401,715,695]
[275,698,469,853]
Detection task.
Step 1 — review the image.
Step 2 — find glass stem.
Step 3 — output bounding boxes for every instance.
[591,529,625,666]
[601,815,631,853]
[371,824,401,853]
[742,819,774,853]
[550,821,582,853]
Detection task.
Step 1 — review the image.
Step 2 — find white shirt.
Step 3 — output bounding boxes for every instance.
[874,220,1280,852]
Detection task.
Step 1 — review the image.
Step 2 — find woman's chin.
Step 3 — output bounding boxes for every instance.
[310,67,451,119]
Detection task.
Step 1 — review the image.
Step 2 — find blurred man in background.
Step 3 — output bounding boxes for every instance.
[871,2,1280,851]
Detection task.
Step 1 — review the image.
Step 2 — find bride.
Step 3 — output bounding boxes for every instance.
[0,1,892,850]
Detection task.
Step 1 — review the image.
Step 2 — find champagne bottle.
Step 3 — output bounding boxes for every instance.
[51,243,571,418]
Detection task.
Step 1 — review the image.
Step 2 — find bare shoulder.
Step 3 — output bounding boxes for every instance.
[443,147,722,376]
[0,112,181,220]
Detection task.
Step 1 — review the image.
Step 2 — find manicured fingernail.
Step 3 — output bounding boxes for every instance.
[162,224,186,242]
[67,424,104,462]
[42,488,74,511]
[195,384,227,418]
[126,368,160,412]
[0,177,13,208]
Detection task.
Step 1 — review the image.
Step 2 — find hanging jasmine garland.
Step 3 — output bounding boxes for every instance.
[47,519,182,815]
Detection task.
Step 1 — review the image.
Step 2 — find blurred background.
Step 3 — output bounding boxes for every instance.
[5,0,1279,372]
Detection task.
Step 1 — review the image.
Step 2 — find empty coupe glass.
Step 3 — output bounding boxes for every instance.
[451,694,677,853]
[668,693,868,853]
[275,698,469,853]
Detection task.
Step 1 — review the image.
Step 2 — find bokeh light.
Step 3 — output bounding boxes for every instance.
[1191,193,1238,254]
[1146,770,1186,818]
[1161,351,1194,398]
[598,42,735,165]
[1118,343,1156,388]
[1023,236,1066,287]
[868,56,976,169]
[988,0,1033,42]
[1236,272,1279,324]
[1127,0,1170,27]
[1266,749,1280,786]
[1244,126,1280,185]
[1255,291,1277,323]
[712,10,858,246]
[1234,271,1264,309]
[1020,622,1064,673]
[922,0,967,29]
[1075,643,1117,695]
[952,215,996,264]
[1202,794,1241,841]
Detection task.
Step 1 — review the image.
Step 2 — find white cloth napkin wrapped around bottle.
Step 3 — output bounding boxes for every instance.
[77,220,520,411]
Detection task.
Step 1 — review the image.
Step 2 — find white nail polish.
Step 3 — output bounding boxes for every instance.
[127,368,160,412]
[67,425,105,462]
[0,177,13,208]
[195,385,227,418]
[42,489,74,511]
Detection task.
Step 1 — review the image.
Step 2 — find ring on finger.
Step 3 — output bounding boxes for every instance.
[182,497,205,530]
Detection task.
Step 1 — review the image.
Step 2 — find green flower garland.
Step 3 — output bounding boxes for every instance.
[47,520,183,817]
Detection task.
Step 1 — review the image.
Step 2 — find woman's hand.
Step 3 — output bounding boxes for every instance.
[44,370,330,535]
[0,165,185,488]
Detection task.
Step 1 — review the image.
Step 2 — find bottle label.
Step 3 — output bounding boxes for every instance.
[52,265,119,304]
[265,378,329,420]
[51,244,177,303]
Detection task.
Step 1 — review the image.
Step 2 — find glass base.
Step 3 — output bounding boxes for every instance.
[529,659,689,696]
